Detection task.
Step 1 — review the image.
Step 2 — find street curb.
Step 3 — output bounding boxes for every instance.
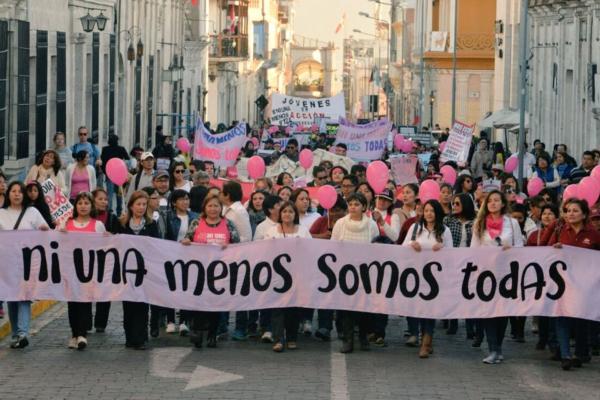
[0,300,57,339]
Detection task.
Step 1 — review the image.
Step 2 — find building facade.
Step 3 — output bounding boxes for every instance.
[528,0,600,156]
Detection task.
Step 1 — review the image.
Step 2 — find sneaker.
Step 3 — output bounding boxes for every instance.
[166,323,176,334]
[77,336,87,350]
[231,329,248,341]
[16,336,29,349]
[261,331,274,343]
[497,352,504,362]
[179,323,189,336]
[272,342,284,352]
[9,336,19,349]
[374,337,387,347]
[405,335,418,347]
[287,341,298,350]
[302,321,312,336]
[315,328,331,342]
[482,352,500,364]
[68,337,78,349]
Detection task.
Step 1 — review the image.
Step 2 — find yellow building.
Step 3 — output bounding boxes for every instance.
[395,0,496,128]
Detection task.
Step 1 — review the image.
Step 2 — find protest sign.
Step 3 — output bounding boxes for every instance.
[2,230,598,321]
[193,118,247,168]
[40,179,73,226]
[440,120,474,163]
[417,152,432,171]
[260,134,310,150]
[334,118,392,162]
[390,155,419,186]
[483,178,502,193]
[270,93,345,127]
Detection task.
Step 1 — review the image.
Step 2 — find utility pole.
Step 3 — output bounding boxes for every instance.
[517,0,529,190]
[451,0,458,125]
[418,0,426,132]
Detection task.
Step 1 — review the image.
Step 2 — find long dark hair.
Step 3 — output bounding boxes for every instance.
[453,193,476,220]
[72,191,97,219]
[416,199,446,243]
[4,181,29,209]
[454,174,474,195]
[278,201,300,226]
[25,181,54,227]
[169,161,186,191]
[37,149,62,174]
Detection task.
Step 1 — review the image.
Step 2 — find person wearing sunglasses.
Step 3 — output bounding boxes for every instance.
[284,138,299,162]
[71,126,101,169]
[169,161,191,192]
[307,166,329,187]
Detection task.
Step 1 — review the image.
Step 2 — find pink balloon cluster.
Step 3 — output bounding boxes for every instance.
[562,171,600,207]
[394,135,414,153]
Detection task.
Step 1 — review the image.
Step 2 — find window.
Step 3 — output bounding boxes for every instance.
[16,20,30,159]
[92,33,100,143]
[56,32,66,134]
[134,56,142,145]
[146,55,154,149]
[253,21,267,59]
[109,34,115,134]
[35,31,48,154]
[0,20,8,165]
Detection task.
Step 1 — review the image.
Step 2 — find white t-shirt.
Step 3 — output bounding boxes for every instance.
[0,207,48,231]
[402,223,454,249]
[254,217,278,241]
[299,212,320,229]
[174,181,192,193]
[264,224,312,239]
[177,214,189,242]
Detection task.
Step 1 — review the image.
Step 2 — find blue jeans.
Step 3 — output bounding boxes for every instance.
[8,301,31,337]
[235,311,248,333]
[106,180,123,216]
[556,317,589,359]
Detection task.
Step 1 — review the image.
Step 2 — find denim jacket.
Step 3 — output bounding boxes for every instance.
[163,210,200,242]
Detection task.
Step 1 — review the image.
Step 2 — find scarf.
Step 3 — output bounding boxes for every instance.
[486,215,503,240]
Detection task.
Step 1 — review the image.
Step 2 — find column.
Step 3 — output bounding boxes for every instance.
[456,73,468,122]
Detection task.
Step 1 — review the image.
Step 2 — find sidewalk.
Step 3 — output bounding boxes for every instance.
[0,300,57,339]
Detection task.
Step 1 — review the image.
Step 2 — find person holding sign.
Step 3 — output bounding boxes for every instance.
[60,192,106,350]
[470,190,524,364]
[264,201,312,352]
[331,192,378,353]
[182,194,240,349]
[402,200,453,358]
[118,191,160,350]
[0,181,49,349]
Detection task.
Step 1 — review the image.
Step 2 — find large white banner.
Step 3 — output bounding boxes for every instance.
[270,93,345,127]
[193,119,248,168]
[334,118,392,162]
[440,120,474,164]
[1,231,599,321]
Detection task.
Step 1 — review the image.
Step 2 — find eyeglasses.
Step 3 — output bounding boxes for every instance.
[286,146,296,150]
[79,132,88,136]
[174,170,185,174]
[316,175,327,180]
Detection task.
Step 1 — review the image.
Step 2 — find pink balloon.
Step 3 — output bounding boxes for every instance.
[440,165,457,186]
[578,176,600,206]
[250,137,259,148]
[247,156,266,179]
[393,134,405,151]
[317,185,338,210]
[439,141,447,152]
[419,179,441,203]
[176,137,191,153]
[106,158,128,186]
[527,177,544,197]
[591,165,600,183]
[563,184,579,202]
[400,139,414,153]
[366,161,389,194]
[299,149,314,170]
[505,157,518,174]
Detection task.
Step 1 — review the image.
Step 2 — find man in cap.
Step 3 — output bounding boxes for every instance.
[152,170,171,211]
[125,152,155,203]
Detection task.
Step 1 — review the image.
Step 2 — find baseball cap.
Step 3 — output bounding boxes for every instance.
[153,170,169,180]
[492,163,504,171]
[141,151,154,161]
[375,188,395,202]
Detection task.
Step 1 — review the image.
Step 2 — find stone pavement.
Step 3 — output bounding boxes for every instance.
[1,303,599,400]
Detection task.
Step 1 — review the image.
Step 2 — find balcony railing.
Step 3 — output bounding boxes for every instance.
[210,34,249,60]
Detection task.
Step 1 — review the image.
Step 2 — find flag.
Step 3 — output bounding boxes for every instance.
[335,13,346,34]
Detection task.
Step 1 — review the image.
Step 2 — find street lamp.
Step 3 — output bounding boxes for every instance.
[80,12,96,33]
[95,12,108,31]
[429,91,436,128]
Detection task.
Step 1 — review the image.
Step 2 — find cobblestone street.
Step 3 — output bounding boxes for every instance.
[1,304,599,400]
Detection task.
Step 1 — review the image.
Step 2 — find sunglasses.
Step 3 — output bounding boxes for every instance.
[79,133,88,136]
[452,201,462,206]
[174,170,185,174]
[316,176,327,180]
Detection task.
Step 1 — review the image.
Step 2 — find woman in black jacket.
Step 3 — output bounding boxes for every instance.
[119,190,160,350]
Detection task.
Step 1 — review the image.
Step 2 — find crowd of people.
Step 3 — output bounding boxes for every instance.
[0,122,599,372]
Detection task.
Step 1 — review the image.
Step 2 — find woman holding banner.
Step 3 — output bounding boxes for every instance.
[0,181,49,349]
[119,190,160,350]
[372,189,401,242]
[182,194,240,348]
[444,193,477,338]
[331,192,378,353]
[60,192,106,350]
[402,200,453,358]
[264,201,312,352]
[25,181,55,229]
[394,183,419,228]
[548,198,600,370]
[92,188,119,333]
[470,190,524,364]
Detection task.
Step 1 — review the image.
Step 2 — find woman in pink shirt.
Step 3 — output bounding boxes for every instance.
[182,194,240,348]
[60,192,106,350]
[65,151,96,201]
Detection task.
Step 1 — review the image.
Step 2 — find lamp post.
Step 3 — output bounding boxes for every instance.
[451,0,458,125]
[429,91,435,128]
[121,28,144,62]
[76,7,109,33]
